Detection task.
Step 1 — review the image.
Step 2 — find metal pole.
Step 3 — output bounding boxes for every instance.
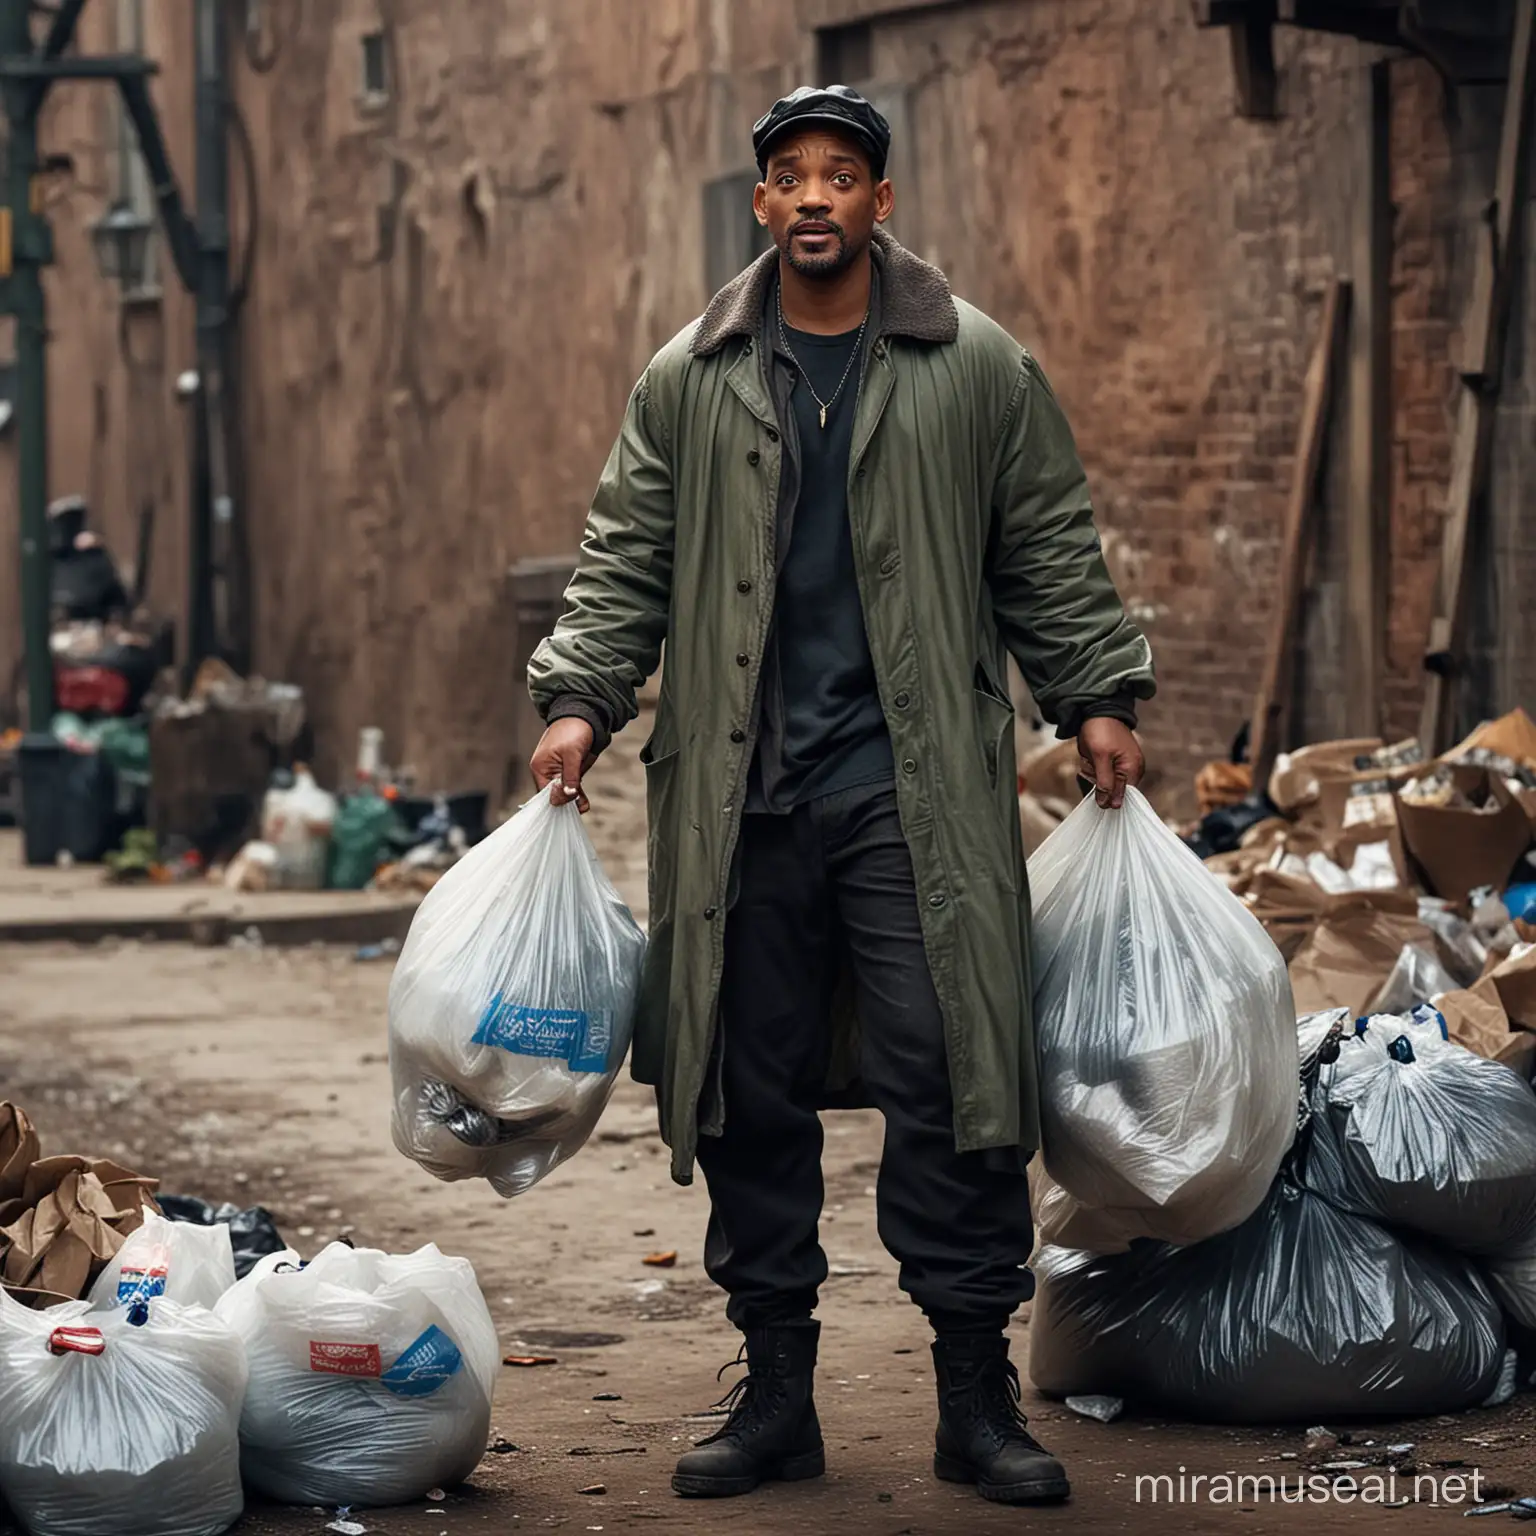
[188,0,237,679]
[2,0,53,732]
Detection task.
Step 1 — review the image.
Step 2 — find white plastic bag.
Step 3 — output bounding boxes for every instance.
[0,1289,247,1536]
[389,782,646,1196]
[214,1240,499,1507]
[1301,1009,1536,1258]
[87,1210,237,1312]
[1028,789,1298,1251]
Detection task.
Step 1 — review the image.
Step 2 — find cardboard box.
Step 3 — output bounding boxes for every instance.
[1268,739,1382,818]
[1287,891,1429,1017]
[1396,772,1533,905]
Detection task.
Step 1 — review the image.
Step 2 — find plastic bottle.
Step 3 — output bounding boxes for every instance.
[261,765,337,889]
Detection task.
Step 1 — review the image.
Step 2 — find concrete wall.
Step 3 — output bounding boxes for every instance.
[0,0,1523,807]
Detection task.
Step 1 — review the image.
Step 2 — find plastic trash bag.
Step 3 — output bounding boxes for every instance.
[87,1210,236,1312]
[389,782,646,1197]
[1029,1171,1506,1422]
[1300,1010,1536,1258]
[1486,1246,1536,1330]
[214,1240,499,1507]
[1371,945,1462,1016]
[1027,789,1298,1251]
[157,1196,287,1280]
[0,1289,247,1536]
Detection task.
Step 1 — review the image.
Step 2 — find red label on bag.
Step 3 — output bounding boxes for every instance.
[48,1326,106,1357]
[309,1340,382,1377]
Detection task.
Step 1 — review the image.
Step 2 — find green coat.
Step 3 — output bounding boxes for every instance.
[528,232,1154,1184]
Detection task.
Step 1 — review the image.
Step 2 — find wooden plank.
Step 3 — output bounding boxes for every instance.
[1250,277,1352,789]
[1420,0,1536,752]
[1344,61,1391,739]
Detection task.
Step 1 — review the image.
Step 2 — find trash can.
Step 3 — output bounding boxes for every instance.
[507,555,579,798]
[18,732,118,866]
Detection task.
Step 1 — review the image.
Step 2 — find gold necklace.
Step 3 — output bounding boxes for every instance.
[776,289,870,429]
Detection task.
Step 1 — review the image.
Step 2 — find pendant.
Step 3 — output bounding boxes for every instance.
[819,405,827,430]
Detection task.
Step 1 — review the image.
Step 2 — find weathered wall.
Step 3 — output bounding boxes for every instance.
[0,0,1521,806]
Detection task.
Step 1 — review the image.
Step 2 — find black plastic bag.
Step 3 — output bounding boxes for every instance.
[1030,1166,1506,1421]
[158,1194,287,1280]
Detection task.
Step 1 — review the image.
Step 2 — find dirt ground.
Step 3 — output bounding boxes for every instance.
[1,935,1532,1536]
[0,732,1532,1536]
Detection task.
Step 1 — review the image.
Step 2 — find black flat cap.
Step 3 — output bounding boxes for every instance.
[753,85,891,180]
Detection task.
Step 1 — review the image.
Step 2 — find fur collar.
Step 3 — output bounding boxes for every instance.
[689,228,958,356]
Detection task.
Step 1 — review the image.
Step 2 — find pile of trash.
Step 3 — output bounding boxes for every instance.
[1023,793,1536,1422]
[1031,1006,1536,1420]
[0,1184,499,1536]
[1177,709,1536,1086]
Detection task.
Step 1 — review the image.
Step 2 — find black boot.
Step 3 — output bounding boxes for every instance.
[932,1333,1070,1505]
[672,1323,825,1498]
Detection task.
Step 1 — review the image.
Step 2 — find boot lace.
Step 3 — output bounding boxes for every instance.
[695,1341,787,1447]
[947,1355,1047,1453]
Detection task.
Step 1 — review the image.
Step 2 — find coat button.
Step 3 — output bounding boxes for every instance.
[894,691,910,709]
[927,892,946,909]
[737,578,752,593]
[704,906,718,920]
[730,728,745,743]
[903,758,917,774]
[857,465,867,478]
[736,652,749,667]
[747,449,761,466]
[767,428,779,443]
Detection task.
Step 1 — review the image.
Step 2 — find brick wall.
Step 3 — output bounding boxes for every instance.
[0,1,1509,813]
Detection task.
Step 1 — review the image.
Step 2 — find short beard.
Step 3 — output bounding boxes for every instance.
[780,221,864,279]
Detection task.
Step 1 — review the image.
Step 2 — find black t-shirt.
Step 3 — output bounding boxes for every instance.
[747,321,895,812]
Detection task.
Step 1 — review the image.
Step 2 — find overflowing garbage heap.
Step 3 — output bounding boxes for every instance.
[1021,752,1536,1424]
[0,1101,500,1536]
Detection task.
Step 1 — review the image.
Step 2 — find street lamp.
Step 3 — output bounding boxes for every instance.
[88,199,154,290]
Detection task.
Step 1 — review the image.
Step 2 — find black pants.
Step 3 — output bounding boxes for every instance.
[695,783,1034,1334]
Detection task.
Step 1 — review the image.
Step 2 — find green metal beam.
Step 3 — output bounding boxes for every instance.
[0,0,53,732]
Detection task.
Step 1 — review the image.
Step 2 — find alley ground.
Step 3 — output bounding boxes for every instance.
[1,736,1532,1536]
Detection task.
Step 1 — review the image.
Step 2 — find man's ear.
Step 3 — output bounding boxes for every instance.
[874,178,895,226]
[753,181,769,227]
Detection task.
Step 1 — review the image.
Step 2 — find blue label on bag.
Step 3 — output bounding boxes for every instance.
[380,1325,463,1398]
[116,1261,168,1305]
[472,998,612,1073]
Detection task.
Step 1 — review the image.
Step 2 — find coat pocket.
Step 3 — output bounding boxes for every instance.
[972,664,1016,789]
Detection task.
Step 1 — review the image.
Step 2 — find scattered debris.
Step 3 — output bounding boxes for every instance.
[326,1519,367,1536]
[1304,1426,1338,1453]
[426,1487,446,1502]
[592,1392,622,1402]
[632,1228,655,1237]
[641,1251,677,1268]
[487,1438,519,1455]
[1065,1395,1124,1423]
[569,1446,646,1458]
[504,1354,558,1368]
[577,1483,607,1496]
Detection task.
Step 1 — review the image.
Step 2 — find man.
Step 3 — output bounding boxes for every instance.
[527,85,1154,1507]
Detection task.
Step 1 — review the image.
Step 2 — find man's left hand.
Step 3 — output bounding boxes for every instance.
[1078,718,1144,810]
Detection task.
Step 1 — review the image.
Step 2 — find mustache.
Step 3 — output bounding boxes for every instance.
[789,217,845,239]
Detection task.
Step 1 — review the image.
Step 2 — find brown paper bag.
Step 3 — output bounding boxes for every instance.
[1486,944,1536,1031]
[0,1103,40,1215]
[1449,707,1536,772]
[1433,979,1536,1079]
[1287,895,1431,1018]
[1396,772,1532,905]
[0,1155,158,1308]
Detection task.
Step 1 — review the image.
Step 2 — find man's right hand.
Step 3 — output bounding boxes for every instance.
[531,717,596,813]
